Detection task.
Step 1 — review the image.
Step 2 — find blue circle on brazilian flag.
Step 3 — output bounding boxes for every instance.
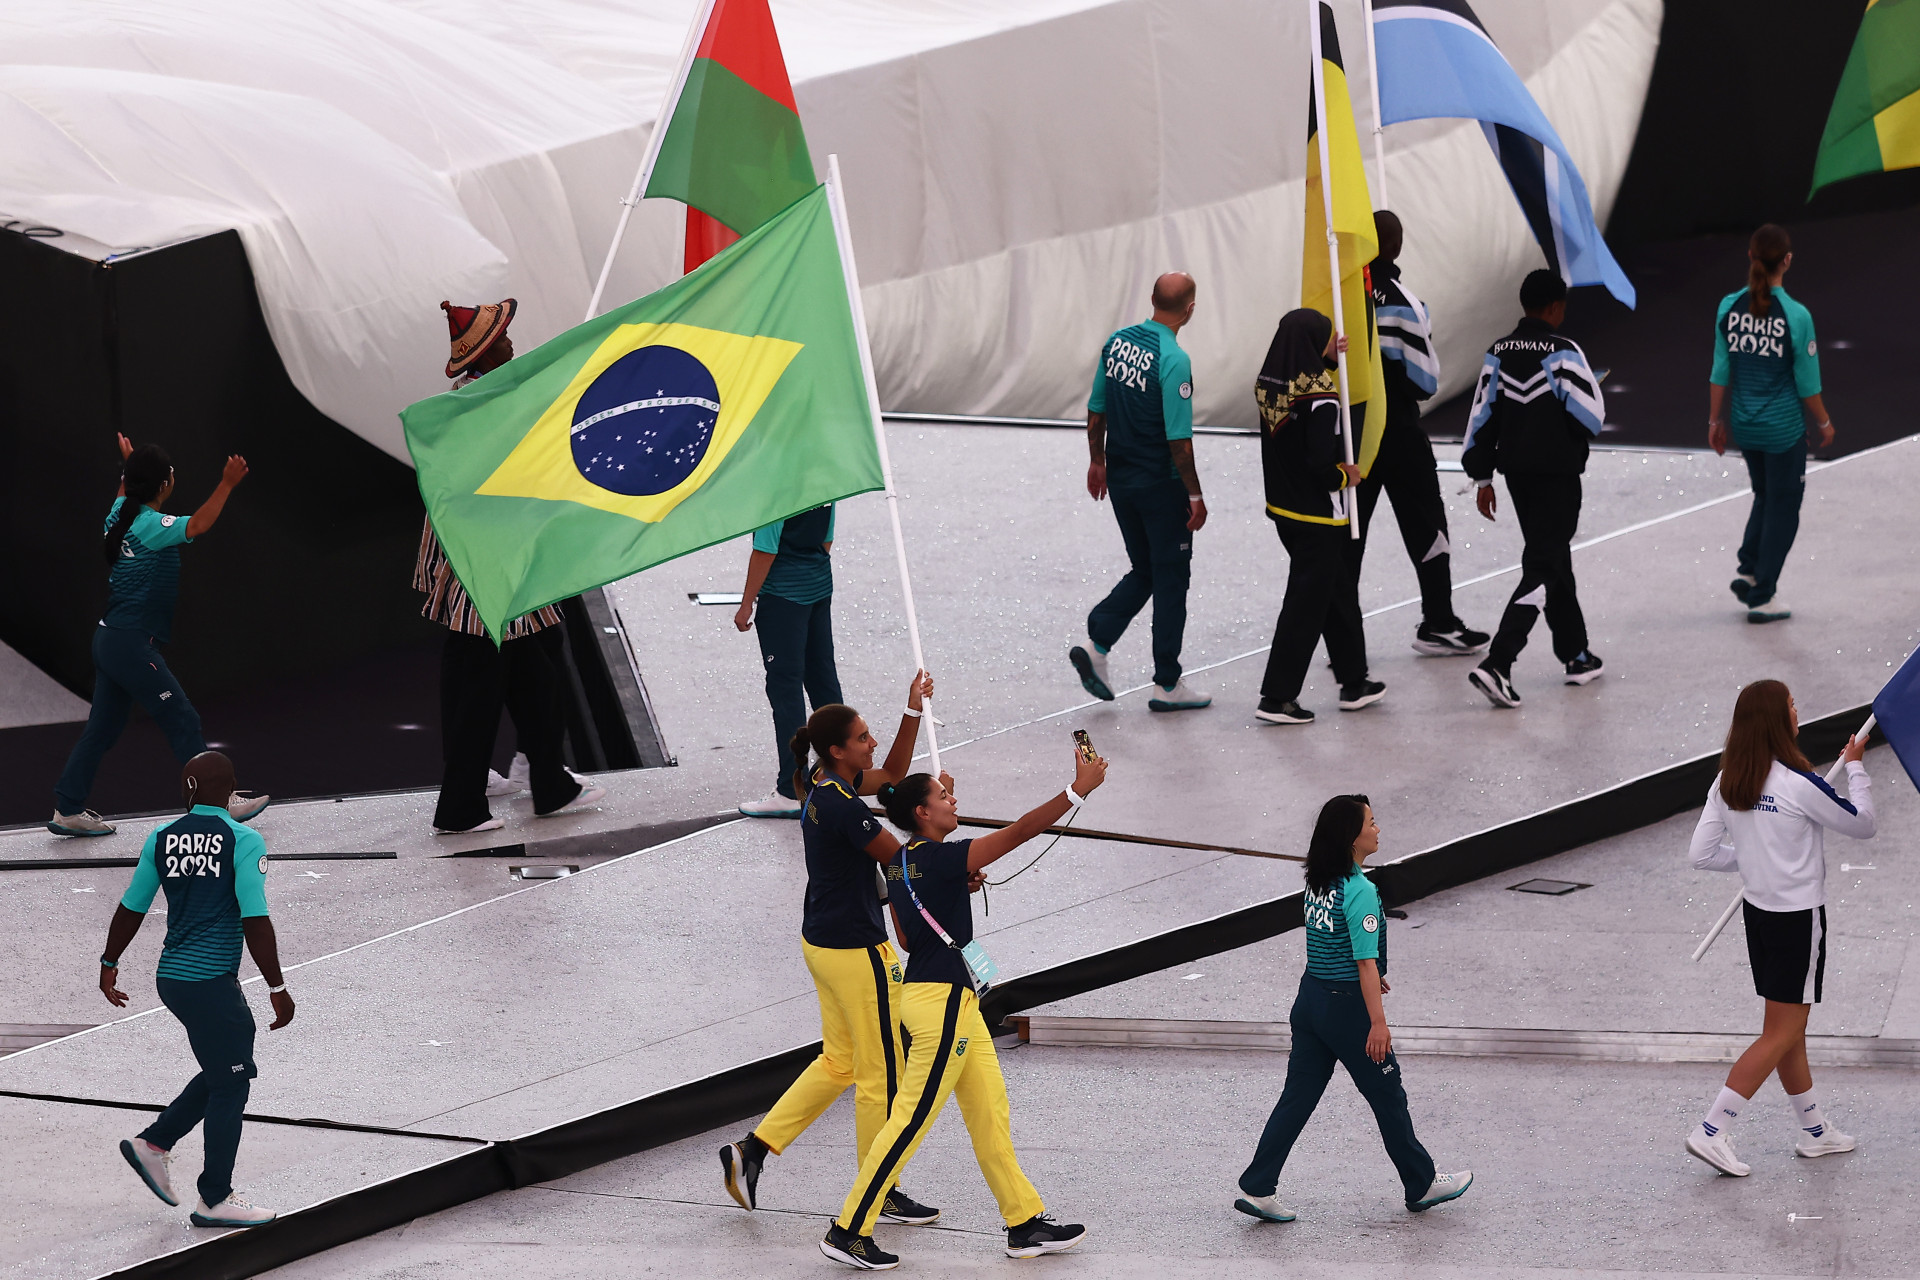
[569,345,721,496]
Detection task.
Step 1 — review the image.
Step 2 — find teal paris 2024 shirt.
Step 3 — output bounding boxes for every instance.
[102,498,194,642]
[121,805,271,981]
[1088,318,1194,491]
[1710,285,1821,454]
[1302,865,1385,982]
[752,503,836,606]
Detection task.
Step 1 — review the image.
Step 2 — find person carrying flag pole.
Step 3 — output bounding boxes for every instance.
[1306,0,1365,544]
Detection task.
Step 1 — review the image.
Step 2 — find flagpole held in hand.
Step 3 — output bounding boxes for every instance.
[824,153,941,775]
[1361,0,1390,209]
[1692,715,1876,962]
[1308,2,1362,542]
[583,0,718,320]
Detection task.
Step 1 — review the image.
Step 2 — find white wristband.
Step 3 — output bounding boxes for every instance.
[901,706,922,718]
[268,984,287,994]
[1064,785,1086,807]
[1475,479,1493,489]
[1189,494,1204,504]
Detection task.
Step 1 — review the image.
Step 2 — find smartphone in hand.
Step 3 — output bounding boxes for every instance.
[1073,729,1099,763]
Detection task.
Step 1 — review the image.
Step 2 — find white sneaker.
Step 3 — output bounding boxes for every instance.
[535,783,606,818]
[190,1192,275,1227]
[1686,1128,1750,1176]
[507,751,531,791]
[1795,1126,1856,1158]
[119,1138,177,1206]
[226,792,270,823]
[1069,643,1114,701]
[1232,1192,1296,1222]
[1148,678,1211,711]
[48,809,115,837]
[1747,598,1792,624]
[738,792,803,818]
[486,768,522,797]
[1410,1169,1473,1210]
[433,817,506,835]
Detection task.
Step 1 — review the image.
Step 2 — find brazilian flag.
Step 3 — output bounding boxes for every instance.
[1811,0,1920,196]
[401,185,882,640]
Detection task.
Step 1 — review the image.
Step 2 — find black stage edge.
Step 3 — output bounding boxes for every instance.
[94,704,1877,1279]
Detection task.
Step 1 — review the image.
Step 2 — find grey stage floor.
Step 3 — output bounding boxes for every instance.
[262,1045,1920,1279]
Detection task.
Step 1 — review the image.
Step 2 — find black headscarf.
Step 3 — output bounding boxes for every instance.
[1257,308,1334,389]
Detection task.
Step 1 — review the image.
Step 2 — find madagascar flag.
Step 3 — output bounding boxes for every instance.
[400,187,881,640]
[1303,2,1387,474]
[648,0,815,272]
[1810,0,1920,196]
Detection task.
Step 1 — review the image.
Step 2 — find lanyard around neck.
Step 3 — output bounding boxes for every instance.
[899,838,963,951]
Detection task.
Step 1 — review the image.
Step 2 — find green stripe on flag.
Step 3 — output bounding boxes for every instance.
[1812,0,1920,194]
[647,58,816,235]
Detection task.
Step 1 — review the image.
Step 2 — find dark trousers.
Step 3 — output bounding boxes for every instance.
[1261,519,1368,703]
[434,627,579,830]
[1738,444,1806,607]
[756,594,843,799]
[1357,413,1458,629]
[142,975,257,1207]
[54,627,207,815]
[1088,480,1192,689]
[1487,473,1588,669]
[1240,973,1436,1205]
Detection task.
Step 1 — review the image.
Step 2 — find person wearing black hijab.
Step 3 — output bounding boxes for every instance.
[1253,309,1384,726]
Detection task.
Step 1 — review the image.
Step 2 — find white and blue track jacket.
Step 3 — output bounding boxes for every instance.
[1460,316,1604,481]
[1372,262,1439,408]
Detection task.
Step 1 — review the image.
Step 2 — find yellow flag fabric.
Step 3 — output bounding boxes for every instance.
[1303,1,1386,475]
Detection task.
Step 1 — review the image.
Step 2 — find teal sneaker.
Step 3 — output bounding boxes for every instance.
[1234,1193,1297,1222]
[1147,678,1211,711]
[1409,1169,1472,1211]
[1069,644,1114,701]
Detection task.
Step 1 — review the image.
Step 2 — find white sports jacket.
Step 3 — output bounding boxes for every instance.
[1689,759,1875,912]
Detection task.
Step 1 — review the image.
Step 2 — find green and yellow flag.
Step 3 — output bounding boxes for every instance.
[401,185,881,639]
[1304,0,1387,475]
[1811,0,1920,196]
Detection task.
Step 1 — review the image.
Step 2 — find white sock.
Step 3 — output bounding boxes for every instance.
[1787,1089,1828,1139]
[1700,1086,1746,1138]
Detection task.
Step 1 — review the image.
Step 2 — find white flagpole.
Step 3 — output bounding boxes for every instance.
[582,0,718,321]
[1308,2,1362,542]
[1361,0,1391,209]
[1692,715,1875,962]
[825,153,941,774]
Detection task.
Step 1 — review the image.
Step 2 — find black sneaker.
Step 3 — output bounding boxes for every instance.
[880,1187,940,1225]
[1411,622,1491,656]
[1006,1213,1087,1258]
[1563,651,1604,685]
[720,1134,765,1211]
[1730,575,1754,604]
[821,1222,900,1270]
[1468,662,1521,708]
[1254,698,1313,725]
[1338,680,1386,711]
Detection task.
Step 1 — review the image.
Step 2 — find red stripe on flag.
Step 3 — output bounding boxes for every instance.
[684,206,742,273]
[694,0,799,114]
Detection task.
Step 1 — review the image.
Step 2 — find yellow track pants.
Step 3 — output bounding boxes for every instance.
[755,939,904,1166]
[837,982,1044,1235]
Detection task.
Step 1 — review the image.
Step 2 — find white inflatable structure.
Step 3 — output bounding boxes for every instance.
[0,0,1659,460]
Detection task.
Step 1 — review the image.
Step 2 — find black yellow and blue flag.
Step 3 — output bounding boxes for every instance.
[401,185,881,639]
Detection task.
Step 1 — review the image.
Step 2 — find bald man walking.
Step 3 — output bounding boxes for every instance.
[1071,273,1211,712]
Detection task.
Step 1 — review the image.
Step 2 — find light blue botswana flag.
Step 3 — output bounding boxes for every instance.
[1371,0,1635,308]
[1872,646,1920,792]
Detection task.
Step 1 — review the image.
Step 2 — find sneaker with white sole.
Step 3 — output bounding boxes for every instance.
[738,792,803,819]
[1795,1126,1856,1158]
[1468,662,1521,708]
[190,1192,275,1227]
[1069,644,1115,701]
[119,1138,177,1206]
[1747,598,1792,624]
[720,1134,766,1210]
[1233,1191,1297,1222]
[820,1223,898,1270]
[535,783,605,818]
[880,1187,941,1225]
[48,809,115,837]
[433,816,506,835]
[226,792,270,823]
[1338,680,1386,710]
[1562,650,1604,685]
[1255,698,1313,725]
[1686,1128,1750,1176]
[1408,1169,1472,1210]
[1148,678,1211,711]
[1006,1213,1086,1258]
[1411,623,1491,656]
[485,769,521,798]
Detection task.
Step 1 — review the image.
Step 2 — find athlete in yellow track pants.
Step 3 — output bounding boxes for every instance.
[721,679,942,1228]
[821,753,1103,1269]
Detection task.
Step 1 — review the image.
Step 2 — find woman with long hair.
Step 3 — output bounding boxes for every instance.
[1685,679,1873,1176]
[720,671,942,1231]
[1707,224,1833,624]
[51,437,259,836]
[1235,794,1470,1221]
[821,748,1105,1270]
[1253,309,1383,726]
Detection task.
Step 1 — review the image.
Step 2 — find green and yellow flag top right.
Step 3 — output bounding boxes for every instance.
[1303,0,1387,475]
[401,185,881,640]
[1811,0,1920,196]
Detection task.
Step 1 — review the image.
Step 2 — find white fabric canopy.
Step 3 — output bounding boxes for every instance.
[0,0,1659,459]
